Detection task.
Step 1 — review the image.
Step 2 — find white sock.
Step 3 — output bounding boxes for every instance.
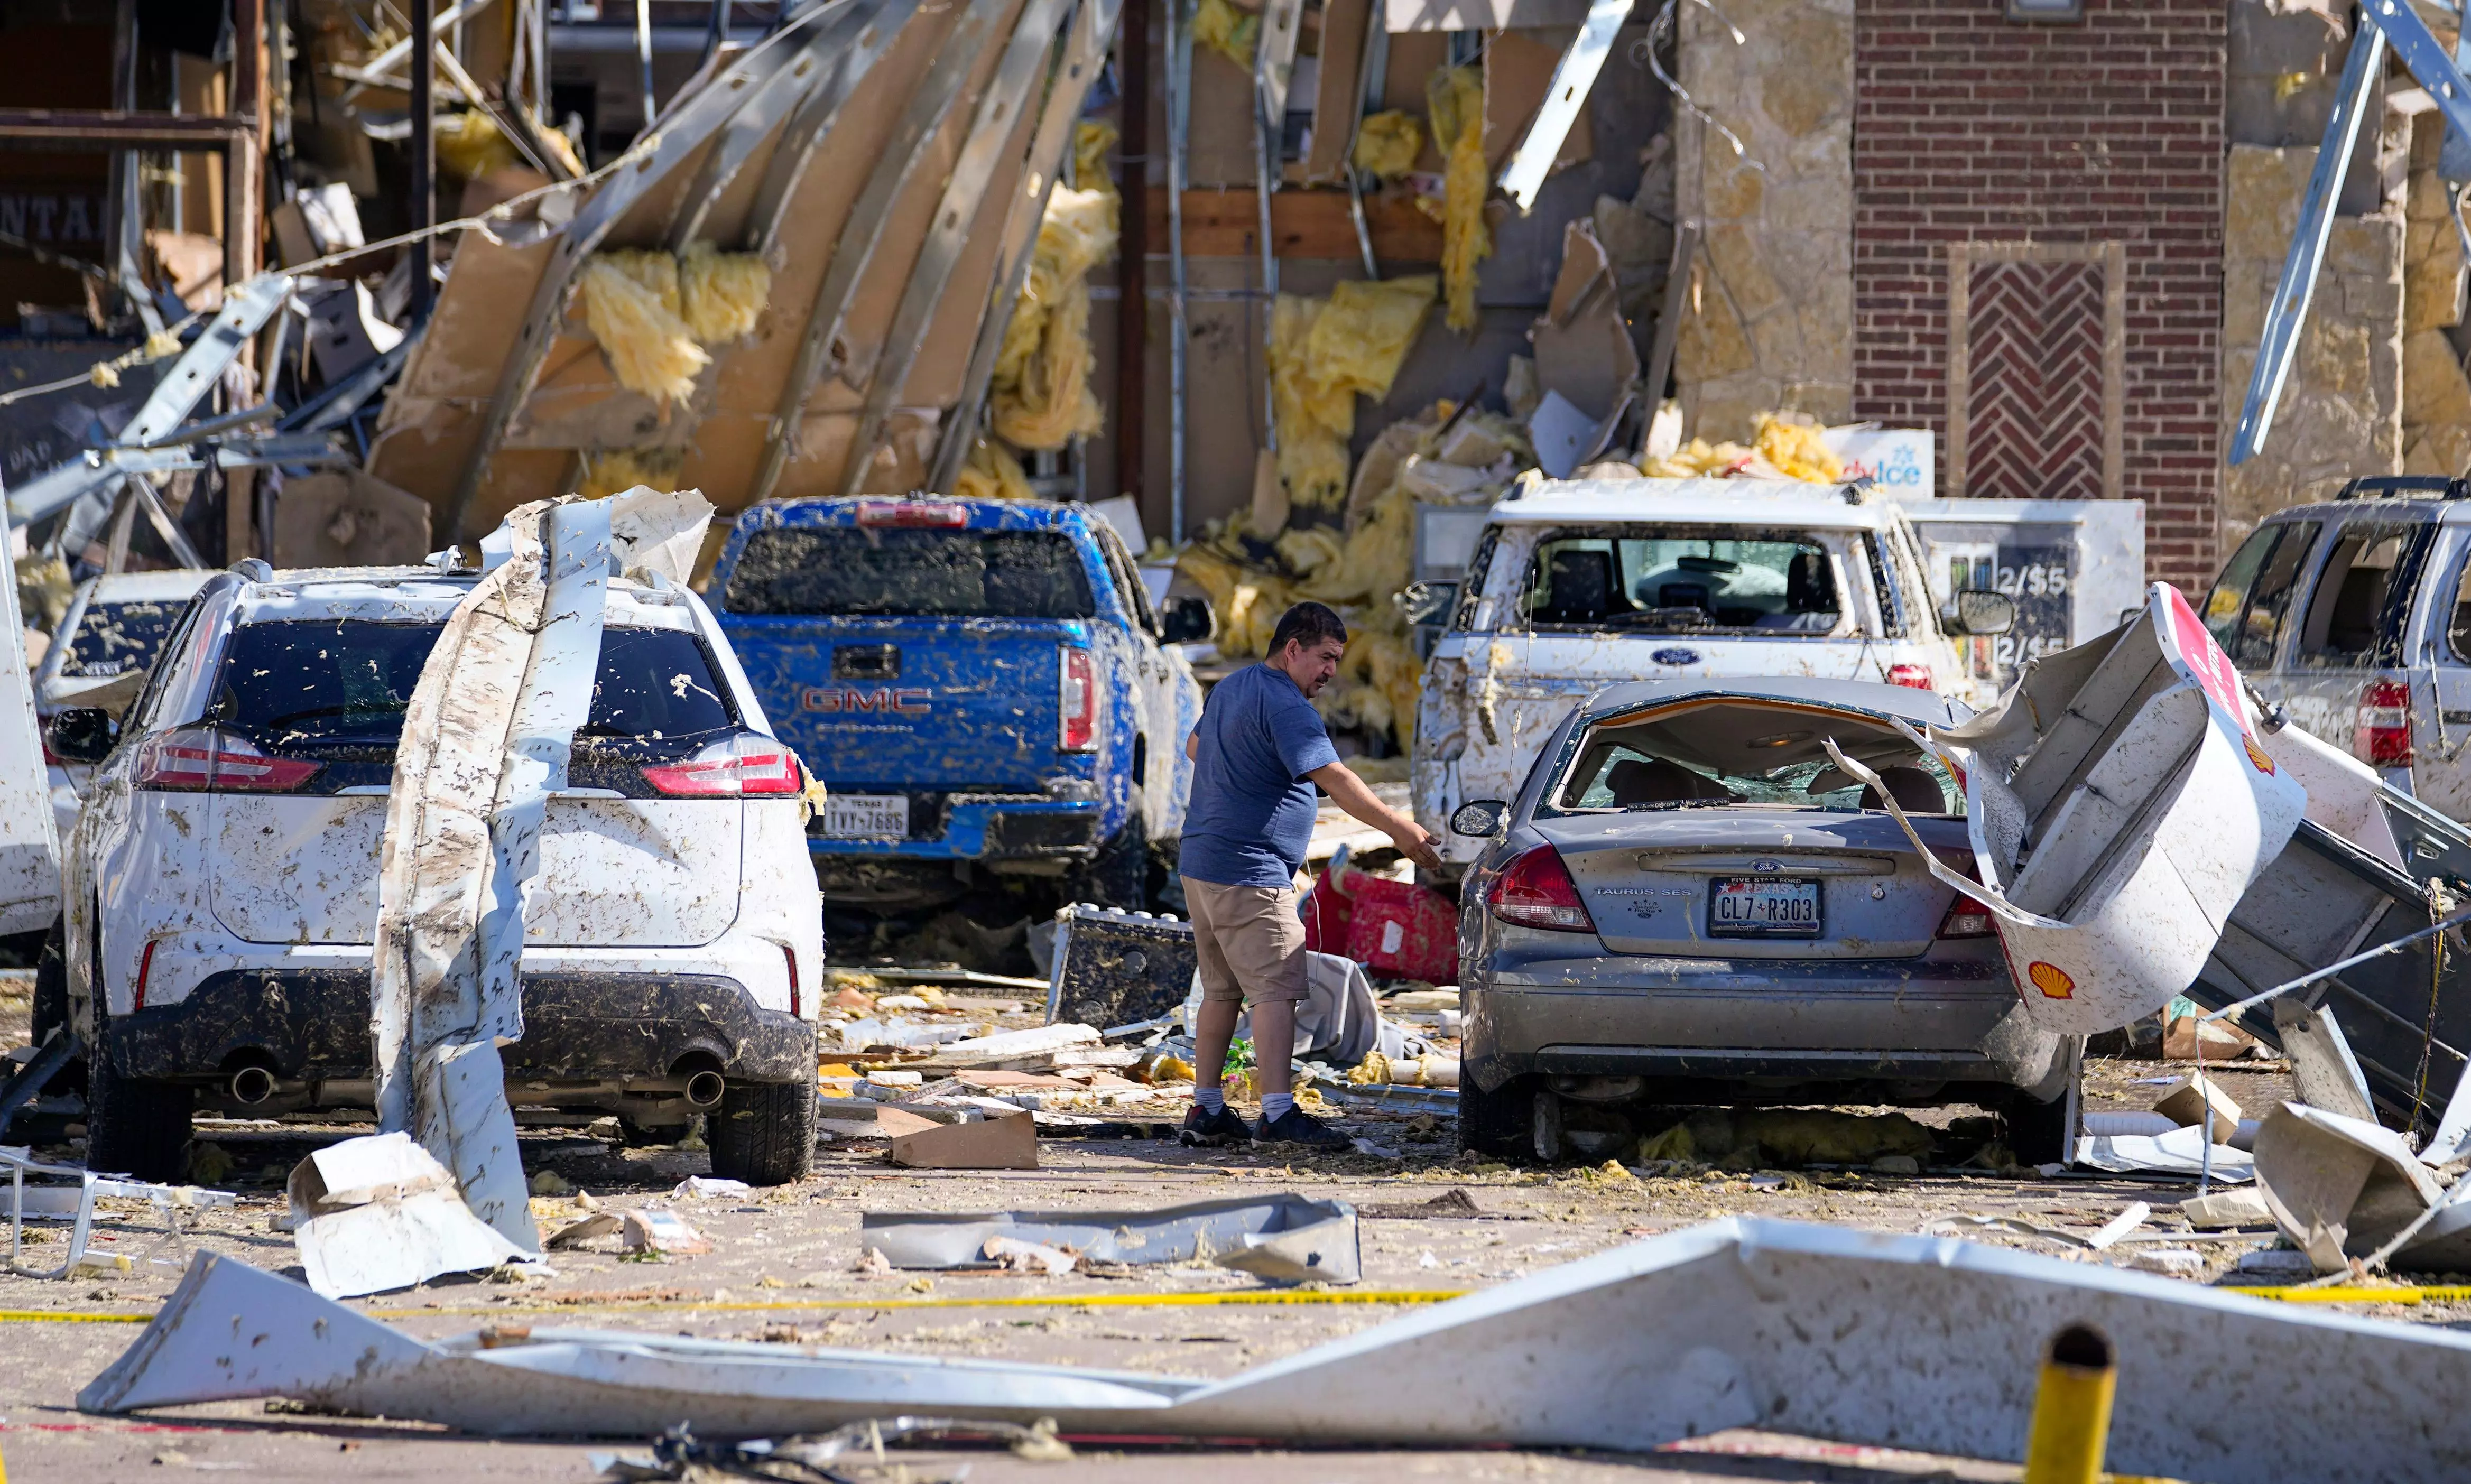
[1194,1084,1225,1114]
[1260,1092,1295,1122]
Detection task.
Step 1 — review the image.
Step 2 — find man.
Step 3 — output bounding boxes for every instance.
[1178,600,1443,1148]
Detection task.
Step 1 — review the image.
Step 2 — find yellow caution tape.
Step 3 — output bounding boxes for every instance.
[2222,1285,2471,1304]
[0,1288,1475,1325]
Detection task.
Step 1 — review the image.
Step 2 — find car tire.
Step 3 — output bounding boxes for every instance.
[86,1036,190,1182]
[2006,1075,2081,1168]
[708,1080,817,1185]
[1457,1072,1534,1161]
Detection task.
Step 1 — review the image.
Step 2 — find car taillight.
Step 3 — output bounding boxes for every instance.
[855,498,968,527]
[784,944,800,1019]
[2356,678,2414,767]
[132,727,322,793]
[1937,898,1996,939]
[133,940,155,1012]
[1487,845,1596,933]
[642,733,807,797]
[1058,646,1097,752]
[1886,663,1934,691]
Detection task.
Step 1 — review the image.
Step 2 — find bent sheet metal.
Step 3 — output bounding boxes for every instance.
[1835,583,2306,1034]
[80,1218,2471,1481]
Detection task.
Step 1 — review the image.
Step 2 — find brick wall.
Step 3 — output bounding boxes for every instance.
[1852,0,2227,589]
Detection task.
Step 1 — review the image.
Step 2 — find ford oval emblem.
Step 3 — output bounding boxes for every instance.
[1651,647,1700,666]
[1752,858,1782,873]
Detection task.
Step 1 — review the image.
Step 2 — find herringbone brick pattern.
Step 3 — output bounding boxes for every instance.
[1965,260,2105,499]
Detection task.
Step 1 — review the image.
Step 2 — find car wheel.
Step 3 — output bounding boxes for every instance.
[1456,1072,1534,1160]
[86,1035,190,1182]
[707,1080,817,1186]
[2006,1077,2081,1167]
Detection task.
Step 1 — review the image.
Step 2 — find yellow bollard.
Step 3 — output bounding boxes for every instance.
[2022,1322,2116,1484]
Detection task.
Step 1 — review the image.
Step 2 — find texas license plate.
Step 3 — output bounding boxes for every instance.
[822,793,909,839]
[1709,877,1820,936]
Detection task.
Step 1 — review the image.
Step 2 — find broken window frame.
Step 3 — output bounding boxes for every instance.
[2295,519,2437,670]
[1506,524,1869,637]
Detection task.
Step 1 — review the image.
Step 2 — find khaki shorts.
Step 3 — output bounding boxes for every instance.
[1182,878,1310,1007]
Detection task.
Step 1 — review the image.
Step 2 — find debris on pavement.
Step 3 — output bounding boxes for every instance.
[621,1209,713,1257]
[862,1192,1359,1283]
[287,1133,531,1300]
[2154,1073,2244,1132]
[888,1109,1041,1170]
[79,1218,2471,1479]
[1044,905,1198,1028]
[2251,1102,2471,1275]
[0,1146,234,1282]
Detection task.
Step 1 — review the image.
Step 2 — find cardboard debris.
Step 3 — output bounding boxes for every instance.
[545,1213,623,1250]
[287,1133,531,1300]
[889,1109,1040,1170]
[2182,1188,2275,1230]
[81,1219,2471,1478]
[623,1209,714,1256]
[864,1193,1358,1282]
[1529,220,1638,425]
[2154,1074,2244,1133]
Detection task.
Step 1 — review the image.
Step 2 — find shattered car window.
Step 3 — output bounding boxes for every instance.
[1520,529,1843,633]
[61,599,184,678]
[724,527,1097,619]
[207,620,737,745]
[1544,703,1961,816]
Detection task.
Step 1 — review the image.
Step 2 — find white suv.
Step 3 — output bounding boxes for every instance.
[43,562,823,1185]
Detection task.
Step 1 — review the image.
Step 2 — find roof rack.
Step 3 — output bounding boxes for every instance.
[2332,475,2471,500]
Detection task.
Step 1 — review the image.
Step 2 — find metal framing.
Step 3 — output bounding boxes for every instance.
[1942,238,2125,501]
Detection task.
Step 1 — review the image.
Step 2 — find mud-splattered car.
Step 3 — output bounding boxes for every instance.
[41,563,822,1184]
[32,570,215,841]
[1413,478,2017,874]
[1449,675,2079,1167]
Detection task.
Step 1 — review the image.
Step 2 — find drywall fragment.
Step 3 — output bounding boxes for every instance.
[545,1212,622,1249]
[1214,1215,1362,1285]
[889,1109,1040,1169]
[865,1193,1356,1275]
[270,469,433,568]
[2182,1187,2275,1229]
[1530,220,1638,423]
[79,1220,2471,1478]
[2154,1073,2245,1133]
[288,1133,530,1300]
[2074,1123,2254,1183]
[623,1209,713,1255]
[2252,1102,2471,1273]
[984,1235,1077,1275]
[2274,998,2379,1124]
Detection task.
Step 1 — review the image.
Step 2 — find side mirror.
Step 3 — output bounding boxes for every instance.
[46,708,115,766]
[1396,580,1456,626]
[1450,799,1510,837]
[1948,589,2016,636]
[1160,595,1215,644]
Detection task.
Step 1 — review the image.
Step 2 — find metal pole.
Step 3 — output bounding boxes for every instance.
[230,0,266,298]
[1115,0,1149,512]
[1166,0,1189,543]
[1251,58,1279,466]
[409,0,436,323]
[637,0,658,132]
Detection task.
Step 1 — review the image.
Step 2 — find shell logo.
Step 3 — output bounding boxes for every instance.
[2244,737,2276,775]
[2027,961,2075,1000]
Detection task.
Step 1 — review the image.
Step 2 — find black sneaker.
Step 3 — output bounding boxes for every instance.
[1255,1106,1352,1149]
[1180,1104,1253,1147]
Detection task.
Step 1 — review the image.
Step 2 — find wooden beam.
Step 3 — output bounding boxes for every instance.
[0,110,254,147]
[1142,187,1444,261]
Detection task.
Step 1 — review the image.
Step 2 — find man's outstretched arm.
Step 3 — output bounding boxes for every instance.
[1308,759,1443,870]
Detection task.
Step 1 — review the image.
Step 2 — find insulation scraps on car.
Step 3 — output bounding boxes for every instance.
[1753,413,1845,483]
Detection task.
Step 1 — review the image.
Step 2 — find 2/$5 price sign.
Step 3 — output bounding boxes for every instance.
[1944,545,2074,683]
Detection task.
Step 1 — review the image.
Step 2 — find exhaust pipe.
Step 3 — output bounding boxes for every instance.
[229,1066,277,1105]
[684,1070,726,1109]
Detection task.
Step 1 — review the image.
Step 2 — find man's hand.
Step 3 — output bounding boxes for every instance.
[1309,759,1444,873]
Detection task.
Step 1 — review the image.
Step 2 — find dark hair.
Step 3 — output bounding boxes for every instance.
[1269,600,1348,656]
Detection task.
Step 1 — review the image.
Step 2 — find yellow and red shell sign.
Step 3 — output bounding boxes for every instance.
[2026,961,2076,1000]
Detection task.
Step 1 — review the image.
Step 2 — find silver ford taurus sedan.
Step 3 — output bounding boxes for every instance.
[1450,676,2079,1165]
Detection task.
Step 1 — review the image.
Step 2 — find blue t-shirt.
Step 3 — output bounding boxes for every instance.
[1178,662,1341,888]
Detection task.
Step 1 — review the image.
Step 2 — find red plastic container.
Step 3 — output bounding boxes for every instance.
[1303,857,1457,984]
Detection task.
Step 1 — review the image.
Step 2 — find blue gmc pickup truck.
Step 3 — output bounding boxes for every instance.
[710,496,1208,915]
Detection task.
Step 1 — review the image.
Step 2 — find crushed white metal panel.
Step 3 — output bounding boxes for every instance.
[862,1194,1360,1284]
[1496,0,1632,212]
[79,1218,2471,1479]
[2252,1102,2471,1274]
[371,489,712,1250]
[287,1133,531,1300]
[1844,584,2307,1035]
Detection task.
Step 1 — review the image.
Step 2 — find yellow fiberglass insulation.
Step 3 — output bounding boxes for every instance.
[1192,0,1258,71]
[1269,293,1352,508]
[1323,609,1424,749]
[677,240,771,345]
[991,175,1118,452]
[1275,525,1344,577]
[1753,413,1845,483]
[1428,66,1491,333]
[1073,119,1119,193]
[1353,110,1424,181]
[951,438,1037,502]
[579,254,708,407]
[1177,547,1295,660]
[1307,276,1436,405]
[1640,437,1754,479]
[434,109,522,180]
[577,448,683,500]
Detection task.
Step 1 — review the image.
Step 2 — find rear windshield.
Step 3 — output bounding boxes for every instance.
[62,598,186,678]
[1545,703,1963,817]
[723,527,1096,619]
[1521,529,1845,634]
[206,620,736,745]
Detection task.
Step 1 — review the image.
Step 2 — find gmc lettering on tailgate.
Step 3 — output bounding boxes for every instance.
[802,685,932,715]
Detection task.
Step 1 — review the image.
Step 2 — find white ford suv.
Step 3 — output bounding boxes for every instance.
[42,562,823,1185]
